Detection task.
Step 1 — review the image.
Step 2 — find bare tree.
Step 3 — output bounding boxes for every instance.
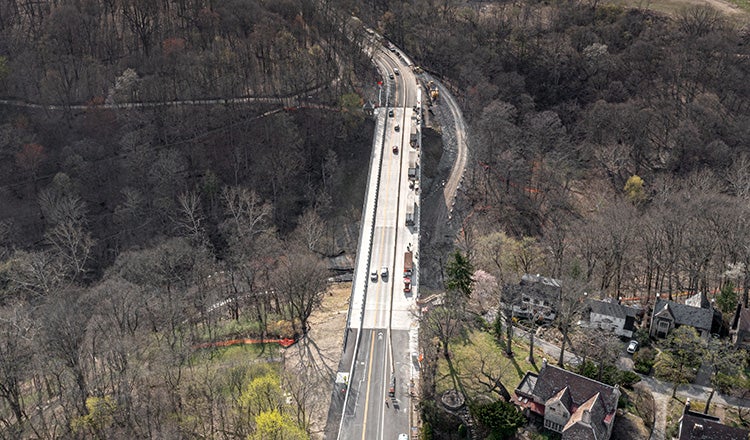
[0,303,33,432]
[221,186,273,256]
[39,291,93,418]
[38,183,94,282]
[555,278,590,367]
[175,191,208,247]
[291,209,326,254]
[272,252,329,336]
[499,283,522,357]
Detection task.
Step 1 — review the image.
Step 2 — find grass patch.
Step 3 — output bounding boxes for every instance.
[727,0,750,10]
[195,343,280,363]
[435,330,546,401]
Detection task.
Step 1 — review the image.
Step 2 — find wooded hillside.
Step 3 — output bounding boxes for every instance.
[352,0,750,304]
[0,0,373,437]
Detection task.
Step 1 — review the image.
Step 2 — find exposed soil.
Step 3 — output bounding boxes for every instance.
[606,0,748,19]
[282,283,351,439]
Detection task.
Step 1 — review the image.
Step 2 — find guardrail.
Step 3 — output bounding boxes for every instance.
[336,78,392,440]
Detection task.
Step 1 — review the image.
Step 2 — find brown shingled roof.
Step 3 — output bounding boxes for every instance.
[562,393,608,440]
[679,412,750,440]
[738,308,750,332]
[532,365,619,415]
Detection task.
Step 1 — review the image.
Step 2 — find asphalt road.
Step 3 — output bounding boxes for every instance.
[327,36,422,440]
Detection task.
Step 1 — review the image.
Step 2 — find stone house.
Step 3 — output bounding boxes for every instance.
[649,293,720,339]
[513,360,620,440]
[509,274,561,323]
[678,399,750,440]
[584,298,640,338]
[730,305,750,350]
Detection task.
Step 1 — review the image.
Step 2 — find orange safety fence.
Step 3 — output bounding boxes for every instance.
[194,337,297,350]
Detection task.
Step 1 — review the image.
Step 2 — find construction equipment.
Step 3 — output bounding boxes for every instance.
[427,80,439,103]
[404,251,413,277]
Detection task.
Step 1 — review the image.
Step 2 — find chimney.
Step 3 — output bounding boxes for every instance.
[542,358,548,370]
[685,398,691,414]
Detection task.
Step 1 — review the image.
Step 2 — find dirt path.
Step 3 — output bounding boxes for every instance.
[639,377,671,440]
[608,0,748,18]
[283,283,351,439]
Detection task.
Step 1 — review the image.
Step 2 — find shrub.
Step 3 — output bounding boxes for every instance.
[619,370,642,388]
[633,347,656,374]
[470,400,527,440]
[576,360,641,388]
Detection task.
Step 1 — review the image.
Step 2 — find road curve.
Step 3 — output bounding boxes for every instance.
[428,78,469,221]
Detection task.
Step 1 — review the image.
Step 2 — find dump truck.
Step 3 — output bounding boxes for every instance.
[410,124,418,148]
[408,151,417,181]
[404,251,413,277]
[405,201,415,226]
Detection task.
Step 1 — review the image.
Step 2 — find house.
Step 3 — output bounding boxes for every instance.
[584,298,640,338]
[650,293,719,339]
[509,274,561,323]
[513,360,620,440]
[730,305,750,350]
[678,399,750,440]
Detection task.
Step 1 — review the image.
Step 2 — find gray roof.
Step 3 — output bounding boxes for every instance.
[519,274,561,301]
[587,299,638,320]
[653,299,713,331]
[531,365,618,415]
[680,411,750,440]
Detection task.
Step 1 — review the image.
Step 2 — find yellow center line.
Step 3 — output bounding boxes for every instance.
[362,64,399,437]
[360,331,377,440]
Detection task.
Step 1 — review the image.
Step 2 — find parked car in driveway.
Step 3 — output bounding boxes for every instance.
[627,340,639,354]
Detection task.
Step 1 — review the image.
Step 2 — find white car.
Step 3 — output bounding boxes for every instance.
[381,267,389,279]
[398,435,408,440]
[627,340,639,354]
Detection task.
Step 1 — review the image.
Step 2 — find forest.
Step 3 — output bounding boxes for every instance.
[346,0,750,303]
[0,0,375,437]
[1,0,750,438]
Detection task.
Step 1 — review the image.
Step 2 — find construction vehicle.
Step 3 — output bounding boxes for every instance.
[405,194,416,227]
[410,124,418,148]
[405,202,415,227]
[427,80,439,103]
[408,151,417,181]
[404,251,413,277]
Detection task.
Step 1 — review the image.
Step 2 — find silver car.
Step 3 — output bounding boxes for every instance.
[627,340,639,354]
